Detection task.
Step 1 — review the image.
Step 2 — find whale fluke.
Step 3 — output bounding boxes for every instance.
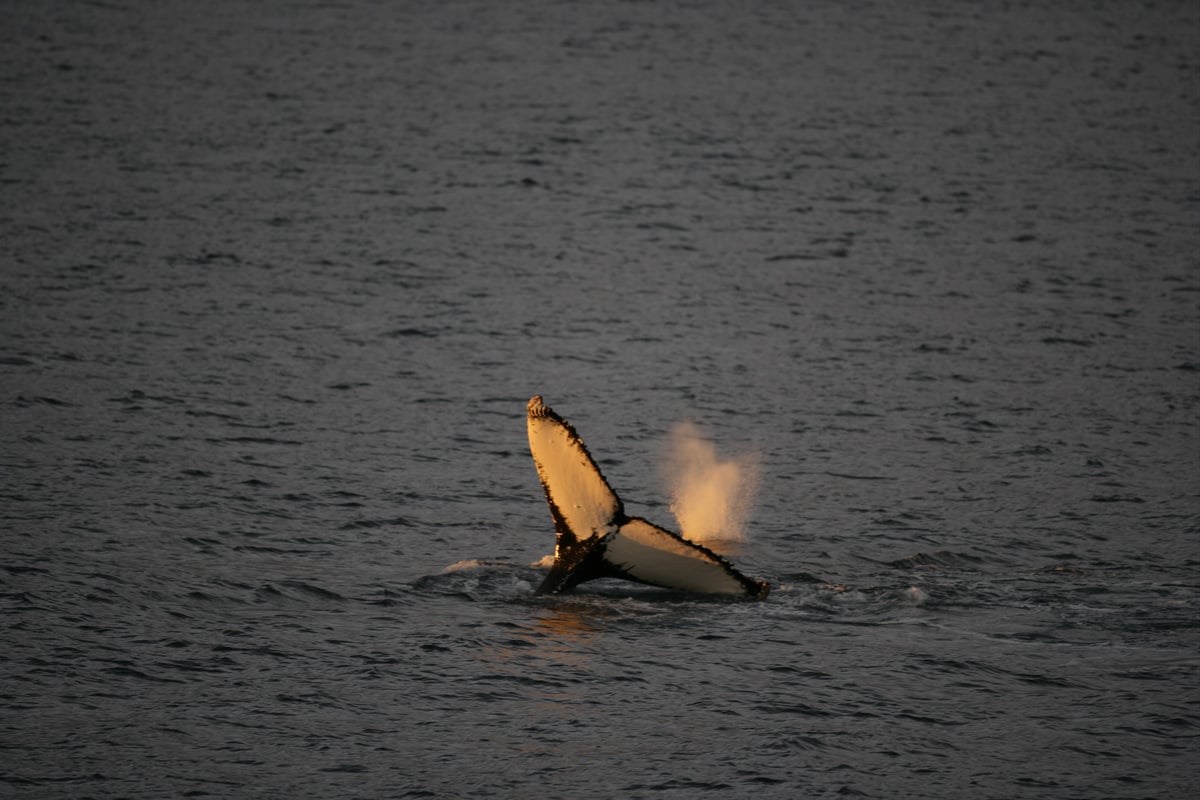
[526,395,769,599]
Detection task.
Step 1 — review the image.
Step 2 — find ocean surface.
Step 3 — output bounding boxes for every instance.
[2,1,1198,797]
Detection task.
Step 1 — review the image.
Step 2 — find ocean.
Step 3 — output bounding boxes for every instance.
[2,0,1198,797]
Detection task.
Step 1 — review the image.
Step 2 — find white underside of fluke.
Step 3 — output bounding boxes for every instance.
[525,395,768,599]
[605,518,756,595]
[526,395,620,556]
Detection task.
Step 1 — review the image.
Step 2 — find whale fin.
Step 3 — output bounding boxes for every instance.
[526,396,769,599]
[526,395,622,556]
[604,517,769,597]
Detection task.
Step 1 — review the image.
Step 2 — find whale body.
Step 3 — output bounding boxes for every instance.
[526,395,770,599]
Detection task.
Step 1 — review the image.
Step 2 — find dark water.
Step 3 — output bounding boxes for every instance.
[3,1,1199,797]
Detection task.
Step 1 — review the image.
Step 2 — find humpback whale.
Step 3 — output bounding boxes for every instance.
[526,396,770,599]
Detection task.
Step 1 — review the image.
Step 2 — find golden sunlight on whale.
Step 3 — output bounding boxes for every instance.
[526,395,769,599]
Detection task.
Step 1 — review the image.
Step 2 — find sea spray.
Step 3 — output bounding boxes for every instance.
[660,421,759,545]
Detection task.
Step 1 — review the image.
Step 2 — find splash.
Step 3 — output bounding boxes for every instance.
[660,421,759,545]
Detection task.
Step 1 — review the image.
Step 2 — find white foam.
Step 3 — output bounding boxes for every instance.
[442,559,487,573]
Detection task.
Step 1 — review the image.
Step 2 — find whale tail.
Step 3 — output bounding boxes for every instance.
[526,396,769,599]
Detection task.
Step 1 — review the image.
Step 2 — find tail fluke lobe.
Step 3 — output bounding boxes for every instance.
[526,395,622,560]
[605,517,771,598]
